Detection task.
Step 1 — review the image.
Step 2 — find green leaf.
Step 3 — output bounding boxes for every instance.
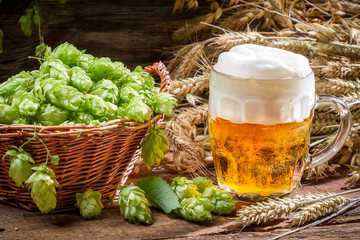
[2,149,18,160]
[50,155,60,165]
[140,127,169,167]
[136,176,180,214]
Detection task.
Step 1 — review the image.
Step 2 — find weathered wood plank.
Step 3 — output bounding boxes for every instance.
[0,0,205,82]
[1,168,360,240]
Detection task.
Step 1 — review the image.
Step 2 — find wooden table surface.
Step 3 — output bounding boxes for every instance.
[1,168,360,240]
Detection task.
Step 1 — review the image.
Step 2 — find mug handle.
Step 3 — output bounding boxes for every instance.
[308,95,352,168]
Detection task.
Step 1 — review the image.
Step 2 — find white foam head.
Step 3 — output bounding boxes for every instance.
[209,44,315,124]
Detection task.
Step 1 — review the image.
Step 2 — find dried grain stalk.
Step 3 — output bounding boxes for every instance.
[174,103,209,125]
[237,193,336,227]
[169,73,210,98]
[311,111,339,136]
[347,165,360,186]
[316,61,360,79]
[265,39,315,56]
[306,163,341,179]
[218,8,263,32]
[168,42,205,80]
[214,31,264,49]
[237,189,360,229]
[291,196,350,226]
[316,78,360,96]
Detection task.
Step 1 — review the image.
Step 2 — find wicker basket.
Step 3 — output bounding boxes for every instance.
[0,62,171,211]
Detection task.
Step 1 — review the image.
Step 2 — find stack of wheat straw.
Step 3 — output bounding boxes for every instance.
[133,0,360,187]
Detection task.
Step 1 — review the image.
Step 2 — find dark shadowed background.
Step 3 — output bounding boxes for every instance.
[0,0,204,83]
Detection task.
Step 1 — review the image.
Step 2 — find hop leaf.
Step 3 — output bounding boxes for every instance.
[26,164,59,213]
[118,185,153,224]
[175,197,214,222]
[50,155,60,165]
[4,146,35,187]
[18,14,32,36]
[192,177,214,193]
[201,186,235,215]
[136,176,180,214]
[76,189,104,219]
[171,177,200,202]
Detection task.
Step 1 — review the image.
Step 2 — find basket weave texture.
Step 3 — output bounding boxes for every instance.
[0,62,171,211]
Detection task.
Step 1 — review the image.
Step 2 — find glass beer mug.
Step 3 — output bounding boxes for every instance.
[208,44,352,201]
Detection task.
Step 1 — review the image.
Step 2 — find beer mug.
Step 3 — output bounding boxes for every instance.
[208,44,352,201]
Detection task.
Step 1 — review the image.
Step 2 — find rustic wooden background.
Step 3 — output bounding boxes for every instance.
[0,0,205,83]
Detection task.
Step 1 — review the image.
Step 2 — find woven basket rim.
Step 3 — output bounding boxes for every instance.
[0,115,162,137]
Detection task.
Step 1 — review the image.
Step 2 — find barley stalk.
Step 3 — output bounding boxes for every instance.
[218,8,262,31]
[175,103,209,125]
[271,197,360,240]
[214,31,265,50]
[169,42,205,80]
[291,196,350,226]
[306,163,341,178]
[237,189,360,228]
[319,61,360,79]
[236,193,331,227]
[265,39,315,56]
[165,128,204,160]
[316,78,360,96]
[169,73,210,97]
[311,112,338,136]
[172,12,218,43]
[346,165,360,186]
[315,41,360,60]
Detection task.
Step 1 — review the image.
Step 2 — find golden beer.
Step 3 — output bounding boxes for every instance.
[209,115,312,198]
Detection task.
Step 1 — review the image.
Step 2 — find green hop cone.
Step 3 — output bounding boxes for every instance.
[25,164,59,213]
[201,186,235,215]
[171,177,200,202]
[3,146,35,187]
[76,189,104,219]
[118,185,153,224]
[150,92,177,116]
[175,197,214,222]
[192,177,214,193]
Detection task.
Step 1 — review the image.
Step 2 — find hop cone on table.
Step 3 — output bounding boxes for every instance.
[171,177,200,201]
[175,197,215,222]
[25,164,59,213]
[76,189,104,219]
[201,186,235,215]
[118,185,153,224]
[192,176,214,193]
[3,146,35,187]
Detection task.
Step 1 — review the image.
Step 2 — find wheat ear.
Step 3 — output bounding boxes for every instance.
[271,197,360,240]
[214,31,265,49]
[316,78,360,96]
[291,196,350,226]
[175,104,209,125]
[320,61,360,79]
[236,193,331,227]
[265,39,315,56]
[169,73,210,97]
